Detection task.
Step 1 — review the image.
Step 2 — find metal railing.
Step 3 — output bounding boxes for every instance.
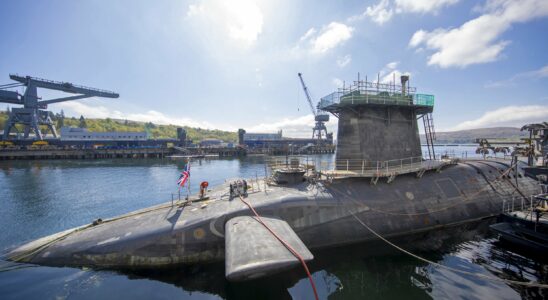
[333,156,430,174]
[500,195,546,224]
[267,155,314,171]
[265,155,456,178]
[319,91,434,110]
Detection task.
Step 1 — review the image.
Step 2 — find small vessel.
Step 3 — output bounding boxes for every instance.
[490,188,548,254]
[6,75,541,281]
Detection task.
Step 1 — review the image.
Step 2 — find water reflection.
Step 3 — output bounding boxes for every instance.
[1,215,546,299]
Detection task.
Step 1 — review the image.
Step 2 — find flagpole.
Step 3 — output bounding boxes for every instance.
[187,159,191,201]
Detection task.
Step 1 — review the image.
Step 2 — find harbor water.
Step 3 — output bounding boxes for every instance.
[0,146,546,299]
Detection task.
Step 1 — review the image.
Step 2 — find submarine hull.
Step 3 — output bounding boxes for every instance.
[7,160,539,269]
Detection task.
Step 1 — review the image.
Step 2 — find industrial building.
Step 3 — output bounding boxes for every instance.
[243,131,283,141]
[238,128,334,154]
[60,127,147,141]
[199,138,234,148]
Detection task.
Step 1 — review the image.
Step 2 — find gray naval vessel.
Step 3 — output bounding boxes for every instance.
[7,75,541,281]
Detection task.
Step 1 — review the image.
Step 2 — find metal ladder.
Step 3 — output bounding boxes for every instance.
[423,113,436,160]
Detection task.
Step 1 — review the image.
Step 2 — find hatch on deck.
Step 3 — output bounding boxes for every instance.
[225,216,313,281]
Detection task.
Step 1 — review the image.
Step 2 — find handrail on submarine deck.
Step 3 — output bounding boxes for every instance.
[326,157,456,178]
[265,155,458,179]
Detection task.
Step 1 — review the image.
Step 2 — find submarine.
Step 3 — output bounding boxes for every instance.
[6,75,540,281]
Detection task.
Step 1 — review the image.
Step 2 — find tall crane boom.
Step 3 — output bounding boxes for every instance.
[297,73,316,117]
[297,73,329,143]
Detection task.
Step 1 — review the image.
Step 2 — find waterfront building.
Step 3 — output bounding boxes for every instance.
[60,127,147,141]
[243,130,283,141]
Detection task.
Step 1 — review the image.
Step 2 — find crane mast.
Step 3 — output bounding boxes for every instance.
[1,74,119,140]
[298,73,317,117]
[297,73,329,143]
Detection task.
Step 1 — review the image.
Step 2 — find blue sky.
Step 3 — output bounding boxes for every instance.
[1,0,547,137]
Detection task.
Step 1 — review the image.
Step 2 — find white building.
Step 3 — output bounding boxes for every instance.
[60,127,147,141]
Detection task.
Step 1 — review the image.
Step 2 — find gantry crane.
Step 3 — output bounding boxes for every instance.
[297,73,329,143]
[0,74,119,140]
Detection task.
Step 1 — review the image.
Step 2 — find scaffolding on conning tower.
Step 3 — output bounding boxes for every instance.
[318,75,434,114]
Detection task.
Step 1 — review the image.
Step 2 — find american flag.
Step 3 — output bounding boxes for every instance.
[177,163,190,187]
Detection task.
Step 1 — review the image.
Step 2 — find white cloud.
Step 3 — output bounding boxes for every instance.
[293,22,354,56]
[366,0,394,25]
[451,105,548,131]
[395,0,459,14]
[186,0,263,46]
[350,0,458,24]
[377,61,411,84]
[538,65,548,77]
[186,4,204,17]
[309,22,354,54]
[485,64,548,88]
[409,0,548,68]
[58,102,218,129]
[299,28,317,42]
[332,78,344,88]
[385,61,399,69]
[336,55,352,68]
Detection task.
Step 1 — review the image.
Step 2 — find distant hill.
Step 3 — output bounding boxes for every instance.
[0,111,237,142]
[421,127,527,144]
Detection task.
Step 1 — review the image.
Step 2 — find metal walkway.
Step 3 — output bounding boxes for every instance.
[323,159,455,180]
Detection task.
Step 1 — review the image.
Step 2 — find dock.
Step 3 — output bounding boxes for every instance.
[0,146,247,160]
[0,147,171,160]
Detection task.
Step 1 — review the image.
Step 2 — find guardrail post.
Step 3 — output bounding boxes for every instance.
[502,199,505,213]
[346,160,349,171]
[361,160,365,174]
[530,196,533,220]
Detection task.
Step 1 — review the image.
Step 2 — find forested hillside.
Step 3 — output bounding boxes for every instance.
[0,111,237,142]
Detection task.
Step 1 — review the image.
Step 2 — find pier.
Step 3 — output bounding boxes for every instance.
[0,146,248,160]
[0,147,171,160]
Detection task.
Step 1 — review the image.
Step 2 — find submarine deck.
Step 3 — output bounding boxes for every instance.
[6,178,316,266]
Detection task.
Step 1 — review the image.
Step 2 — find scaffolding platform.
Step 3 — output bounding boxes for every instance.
[267,155,458,184]
[318,77,434,115]
[322,158,456,181]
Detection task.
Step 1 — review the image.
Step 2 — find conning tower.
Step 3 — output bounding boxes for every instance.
[319,75,435,170]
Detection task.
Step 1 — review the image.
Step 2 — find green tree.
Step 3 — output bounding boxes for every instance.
[79,115,87,128]
[57,116,64,129]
